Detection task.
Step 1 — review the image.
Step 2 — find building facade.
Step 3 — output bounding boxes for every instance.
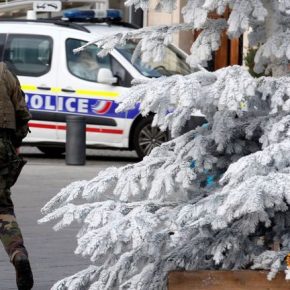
[145,0,243,70]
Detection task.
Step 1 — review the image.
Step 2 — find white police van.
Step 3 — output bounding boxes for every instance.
[0,10,198,158]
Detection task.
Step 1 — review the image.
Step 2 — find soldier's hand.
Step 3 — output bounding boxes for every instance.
[15,148,20,155]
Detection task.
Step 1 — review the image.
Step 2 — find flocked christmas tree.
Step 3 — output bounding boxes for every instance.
[39,0,290,289]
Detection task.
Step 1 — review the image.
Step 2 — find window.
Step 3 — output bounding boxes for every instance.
[111,57,132,87]
[4,34,52,76]
[117,40,193,77]
[66,38,133,86]
[66,38,111,82]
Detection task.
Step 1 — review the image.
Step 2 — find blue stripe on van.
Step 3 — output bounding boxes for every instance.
[24,92,141,120]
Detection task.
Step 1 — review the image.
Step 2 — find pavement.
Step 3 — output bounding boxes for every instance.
[0,148,137,290]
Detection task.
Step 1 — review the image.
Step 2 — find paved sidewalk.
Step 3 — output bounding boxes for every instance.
[0,154,135,290]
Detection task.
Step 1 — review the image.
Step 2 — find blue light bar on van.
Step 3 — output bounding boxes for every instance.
[64,9,95,20]
[63,9,123,21]
[106,9,122,19]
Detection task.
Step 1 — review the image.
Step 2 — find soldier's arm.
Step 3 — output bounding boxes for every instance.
[6,69,31,123]
[5,68,31,147]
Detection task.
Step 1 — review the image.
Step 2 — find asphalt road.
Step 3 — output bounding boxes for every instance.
[0,147,138,290]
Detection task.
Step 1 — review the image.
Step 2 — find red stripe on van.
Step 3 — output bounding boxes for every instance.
[29,122,123,135]
[29,123,57,129]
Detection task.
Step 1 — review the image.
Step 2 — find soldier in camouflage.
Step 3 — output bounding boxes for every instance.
[0,62,33,290]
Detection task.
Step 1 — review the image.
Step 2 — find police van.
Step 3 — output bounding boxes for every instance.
[0,10,196,158]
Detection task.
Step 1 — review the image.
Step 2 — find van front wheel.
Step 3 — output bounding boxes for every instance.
[133,117,168,159]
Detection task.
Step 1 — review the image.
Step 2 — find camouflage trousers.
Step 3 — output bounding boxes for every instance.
[0,135,27,262]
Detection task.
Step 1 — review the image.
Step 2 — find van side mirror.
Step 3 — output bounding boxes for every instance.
[97,68,117,85]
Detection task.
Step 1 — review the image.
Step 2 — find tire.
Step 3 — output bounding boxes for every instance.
[133,117,169,159]
[37,146,65,156]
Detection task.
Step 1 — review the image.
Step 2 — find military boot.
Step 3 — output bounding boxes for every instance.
[12,253,34,290]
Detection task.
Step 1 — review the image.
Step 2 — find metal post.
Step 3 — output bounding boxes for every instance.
[65,115,86,165]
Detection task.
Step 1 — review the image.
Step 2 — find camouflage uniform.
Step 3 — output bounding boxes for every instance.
[0,138,28,262]
[0,62,31,263]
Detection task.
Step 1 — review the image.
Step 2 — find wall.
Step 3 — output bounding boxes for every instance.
[146,0,194,53]
[145,1,242,70]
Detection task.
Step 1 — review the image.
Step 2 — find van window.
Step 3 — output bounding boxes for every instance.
[4,34,52,76]
[117,40,192,77]
[111,57,132,87]
[66,38,133,86]
[66,38,112,82]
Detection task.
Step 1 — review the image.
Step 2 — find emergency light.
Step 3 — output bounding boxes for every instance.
[63,9,122,21]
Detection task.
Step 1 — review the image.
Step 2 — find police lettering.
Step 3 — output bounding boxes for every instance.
[26,94,90,114]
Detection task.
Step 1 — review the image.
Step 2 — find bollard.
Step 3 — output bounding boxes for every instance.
[65,115,86,165]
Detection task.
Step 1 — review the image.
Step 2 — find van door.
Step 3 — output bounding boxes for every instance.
[3,32,59,144]
[56,36,130,149]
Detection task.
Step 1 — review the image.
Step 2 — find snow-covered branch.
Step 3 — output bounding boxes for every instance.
[39,1,290,289]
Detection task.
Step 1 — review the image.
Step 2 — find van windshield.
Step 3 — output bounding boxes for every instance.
[116,40,193,77]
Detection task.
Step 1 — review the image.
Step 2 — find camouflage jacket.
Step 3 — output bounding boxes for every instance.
[0,62,31,146]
